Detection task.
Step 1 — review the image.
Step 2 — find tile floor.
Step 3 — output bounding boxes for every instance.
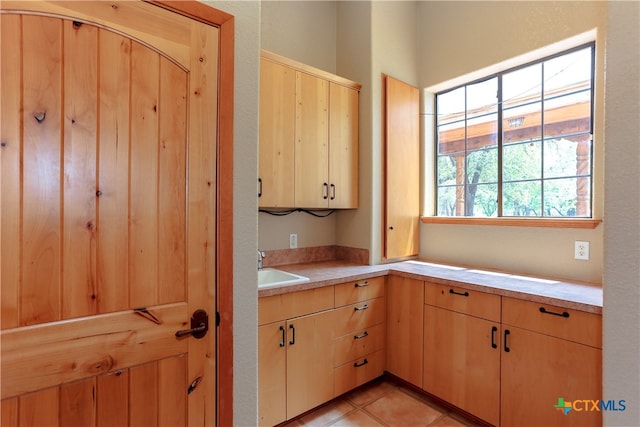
[280,377,481,427]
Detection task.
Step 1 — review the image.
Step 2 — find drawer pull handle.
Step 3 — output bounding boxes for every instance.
[504,329,510,353]
[289,324,296,346]
[279,325,285,347]
[354,358,368,368]
[354,331,369,340]
[539,307,570,318]
[354,304,369,311]
[449,289,469,297]
[491,326,498,349]
[354,281,369,288]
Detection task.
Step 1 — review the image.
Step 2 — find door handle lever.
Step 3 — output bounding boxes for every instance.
[176,309,209,339]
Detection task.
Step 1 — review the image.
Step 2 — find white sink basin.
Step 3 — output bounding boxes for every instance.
[258,268,309,289]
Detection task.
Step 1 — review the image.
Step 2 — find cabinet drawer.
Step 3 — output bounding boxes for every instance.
[502,297,602,348]
[334,349,384,397]
[335,276,385,307]
[334,323,384,367]
[333,297,385,337]
[425,282,501,322]
[259,285,334,325]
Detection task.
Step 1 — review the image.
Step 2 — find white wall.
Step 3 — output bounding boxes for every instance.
[603,1,640,424]
[207,1,260,425]
[258,1,339,252]
[416,1,607,283]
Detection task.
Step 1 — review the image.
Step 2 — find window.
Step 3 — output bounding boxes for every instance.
[436,44,594,218]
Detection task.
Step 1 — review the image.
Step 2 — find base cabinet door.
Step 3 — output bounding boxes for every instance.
[500,326,602,427]
[424,306,500,426]
[386,276,424,387]
[258,309,335,426]
[258,323,287,426]
[286,310,335,420]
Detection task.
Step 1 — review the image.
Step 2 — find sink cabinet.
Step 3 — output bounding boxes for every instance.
[258,287,334,426]
[258,276,386,426]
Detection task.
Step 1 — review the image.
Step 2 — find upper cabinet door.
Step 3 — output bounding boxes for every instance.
[329,83,359,209]
[259,59,296,207]
[294,72,329,208]
[383,75,420,259]
[258,50,360,210]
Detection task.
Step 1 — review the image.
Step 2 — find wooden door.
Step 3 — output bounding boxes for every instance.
[383,75,419,259]
[423,306,500,426]
[329,83,359,209]
[501,326,602,427]
[1,2,223,425]
[385,276,424,387]
[258,322,287,426]
[295,72,329,208]
[259,58,296,208]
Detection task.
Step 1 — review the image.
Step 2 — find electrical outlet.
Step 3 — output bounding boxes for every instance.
[289,233,298,249]
[575,241,589,260]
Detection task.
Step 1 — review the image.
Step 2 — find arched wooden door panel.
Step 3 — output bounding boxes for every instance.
[1,2,221,425]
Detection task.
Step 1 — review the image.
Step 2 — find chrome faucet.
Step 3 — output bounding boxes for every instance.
[258,250,266,270]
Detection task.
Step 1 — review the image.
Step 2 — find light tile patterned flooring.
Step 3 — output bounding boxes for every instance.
[281,377,480,427]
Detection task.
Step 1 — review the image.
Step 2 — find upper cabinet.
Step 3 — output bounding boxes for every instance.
[259,58,296,208]
[259,50,360,209]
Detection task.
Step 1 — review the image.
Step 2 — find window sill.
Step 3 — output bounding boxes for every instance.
[421,217,602,229]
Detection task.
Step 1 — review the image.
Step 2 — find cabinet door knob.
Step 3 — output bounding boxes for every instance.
[354,304,369,311]
[323,183,329,199]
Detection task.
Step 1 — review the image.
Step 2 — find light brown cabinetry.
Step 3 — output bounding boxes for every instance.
[258,58,295,207]
[500,297,602,427]
[258,287,335,426]
[258,277,386,426]
[423,283,501,426]
[385,275,424,387]
[333,277,385,396]
[258,50,360,209]
[383,75,419,259]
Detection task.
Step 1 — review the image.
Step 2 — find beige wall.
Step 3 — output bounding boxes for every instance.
[417,1,607,283]
[258,1,338,251]
[211,1,638,425]
[603,1,640,424]
[207,1,260,425]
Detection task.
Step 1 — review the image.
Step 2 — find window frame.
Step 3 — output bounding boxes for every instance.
[432,43,597,224]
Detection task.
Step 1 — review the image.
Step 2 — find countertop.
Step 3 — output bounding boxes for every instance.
[258,260,603,314]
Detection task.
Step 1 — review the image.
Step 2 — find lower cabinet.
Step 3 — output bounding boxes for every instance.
[423,282,502,425]
[258,310,335,426]
[259,274,602,427]
[424,305,501,426]
[500,297,602,427]
[386,275,424,387]
[258,276,386,426]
